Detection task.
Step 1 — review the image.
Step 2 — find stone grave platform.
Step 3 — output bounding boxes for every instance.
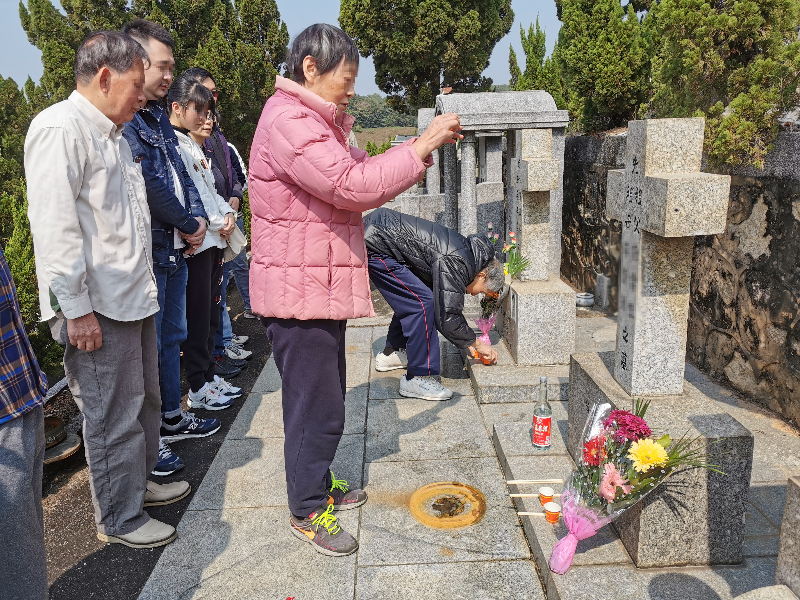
[464,308,617,404]
[487,365,800,600]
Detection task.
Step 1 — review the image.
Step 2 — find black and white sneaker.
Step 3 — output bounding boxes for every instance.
[160,411,221,443]
[212,375,243,399]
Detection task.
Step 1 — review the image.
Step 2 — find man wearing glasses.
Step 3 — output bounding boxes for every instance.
[122,19,222,477]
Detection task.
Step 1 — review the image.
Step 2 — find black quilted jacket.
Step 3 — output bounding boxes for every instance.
[363,208,496,348]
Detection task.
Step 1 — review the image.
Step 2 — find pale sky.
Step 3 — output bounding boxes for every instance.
[0,0,560,97]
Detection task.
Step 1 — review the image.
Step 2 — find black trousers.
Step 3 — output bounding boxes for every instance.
[183,247,224,393]
[263,317,346,517]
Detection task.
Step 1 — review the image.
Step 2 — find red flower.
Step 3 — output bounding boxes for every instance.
[603,410,652,443]
[582,435,607,466]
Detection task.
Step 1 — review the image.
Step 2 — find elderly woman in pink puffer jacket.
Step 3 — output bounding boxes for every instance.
[248,23,461,557]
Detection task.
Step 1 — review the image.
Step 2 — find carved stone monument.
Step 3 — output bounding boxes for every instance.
[567,118,754,568]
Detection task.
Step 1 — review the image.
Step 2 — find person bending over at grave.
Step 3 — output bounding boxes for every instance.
[364,207,504,401]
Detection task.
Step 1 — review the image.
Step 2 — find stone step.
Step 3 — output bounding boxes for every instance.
[463,333,569,403]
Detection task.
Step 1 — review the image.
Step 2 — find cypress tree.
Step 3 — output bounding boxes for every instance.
[508,19,566,110]
[557,0,651,131]
[648,0,800,168]
[340,0,514,111]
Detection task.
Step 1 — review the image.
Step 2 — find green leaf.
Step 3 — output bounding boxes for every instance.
[657,434,671,448]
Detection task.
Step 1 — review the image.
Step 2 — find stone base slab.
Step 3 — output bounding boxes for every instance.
[462,325,569,403]
[498,275,576,366]
[493,419,776,599]
[567,351,754,568]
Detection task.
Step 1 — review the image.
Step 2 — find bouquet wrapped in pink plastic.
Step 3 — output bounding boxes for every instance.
[549,401,720,575]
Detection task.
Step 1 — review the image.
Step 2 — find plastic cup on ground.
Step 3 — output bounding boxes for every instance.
[544,501,561,524]
[539,487,554,505]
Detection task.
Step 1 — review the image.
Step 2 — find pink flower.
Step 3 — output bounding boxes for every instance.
[487,222,493,229]
[509,231,516,237]
[598,463,631,502]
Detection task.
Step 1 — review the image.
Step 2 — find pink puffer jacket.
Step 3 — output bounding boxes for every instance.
[248,76,431,321]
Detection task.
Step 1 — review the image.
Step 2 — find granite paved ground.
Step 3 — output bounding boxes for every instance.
[137,316,545,600]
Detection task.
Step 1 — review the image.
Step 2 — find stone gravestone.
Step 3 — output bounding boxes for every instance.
[566,117,755,567]
[430,92,575,402]
[776,476,800,596]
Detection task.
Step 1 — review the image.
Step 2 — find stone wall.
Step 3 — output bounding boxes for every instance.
[561,133,625,309]
[562,130,800,425]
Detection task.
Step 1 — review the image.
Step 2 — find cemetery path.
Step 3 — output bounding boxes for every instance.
[136,318,546,600]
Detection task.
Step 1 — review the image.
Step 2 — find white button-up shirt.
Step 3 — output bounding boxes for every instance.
[25,91,158,322]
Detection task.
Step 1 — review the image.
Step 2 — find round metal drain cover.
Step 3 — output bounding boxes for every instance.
[409,482,486,529]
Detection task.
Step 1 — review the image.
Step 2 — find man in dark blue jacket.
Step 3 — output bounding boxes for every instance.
[122,19,223,476]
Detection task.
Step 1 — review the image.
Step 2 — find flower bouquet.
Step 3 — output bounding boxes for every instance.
[549,400,721,575]
[503,233,531,279]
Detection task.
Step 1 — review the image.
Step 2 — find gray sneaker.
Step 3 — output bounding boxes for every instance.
[327,471,367,510]
[399,374,454,401]
[290,504,358,557]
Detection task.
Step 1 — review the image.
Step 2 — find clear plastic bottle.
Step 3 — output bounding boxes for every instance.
[532,376,552,450]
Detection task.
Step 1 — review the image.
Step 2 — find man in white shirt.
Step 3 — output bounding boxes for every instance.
[25,30,188,549]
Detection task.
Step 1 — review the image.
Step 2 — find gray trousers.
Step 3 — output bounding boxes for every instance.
[54,313,161,536]
[0,406,47,599]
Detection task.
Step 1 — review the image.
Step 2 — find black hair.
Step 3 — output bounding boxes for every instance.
[74,30,150,86]
[166,71,215,117]
[286,23,359,84]
[183,67,215,85]
[181,67,220,124]
[122,18,175,50]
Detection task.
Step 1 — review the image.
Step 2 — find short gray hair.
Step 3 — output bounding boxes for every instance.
[287,23,359,84]
[74,31,149,86]
[483,259,505,293]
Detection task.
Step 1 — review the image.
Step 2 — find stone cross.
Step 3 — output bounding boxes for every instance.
[508,129,561,280]
[606,118,730,396]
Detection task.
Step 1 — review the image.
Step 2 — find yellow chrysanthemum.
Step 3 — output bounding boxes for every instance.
[627,438,669,473]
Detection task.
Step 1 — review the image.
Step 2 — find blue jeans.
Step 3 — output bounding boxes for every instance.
[214,216,250,355]
[229,216,251,311]
[154,253,188,416]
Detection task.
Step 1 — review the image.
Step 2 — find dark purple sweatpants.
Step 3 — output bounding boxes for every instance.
[263,318,346,517]
[367,252,441,377]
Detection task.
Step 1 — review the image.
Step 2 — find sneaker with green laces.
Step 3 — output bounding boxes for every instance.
[289,504,358,557]
[327,471,367,510]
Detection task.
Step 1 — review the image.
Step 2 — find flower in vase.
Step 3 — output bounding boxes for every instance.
[628,438,669,473]
[582,435,607,466]
[603,410,652,442]
[598,463,632,502]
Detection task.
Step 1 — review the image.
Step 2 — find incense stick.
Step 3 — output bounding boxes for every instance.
[506,479,564,485]
[509,493,562,498]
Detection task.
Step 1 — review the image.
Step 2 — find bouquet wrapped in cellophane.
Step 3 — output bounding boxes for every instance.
[549,400,721,575]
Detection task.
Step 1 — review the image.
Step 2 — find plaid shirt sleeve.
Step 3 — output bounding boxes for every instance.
[0,246,47,425]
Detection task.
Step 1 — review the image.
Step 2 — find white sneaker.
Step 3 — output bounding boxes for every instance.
[231,334,249,345]
[226,344,252,360]
[188,383,234,411]
[212,375,243,399]
[399,375,454,401]
[375,348,408,372]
